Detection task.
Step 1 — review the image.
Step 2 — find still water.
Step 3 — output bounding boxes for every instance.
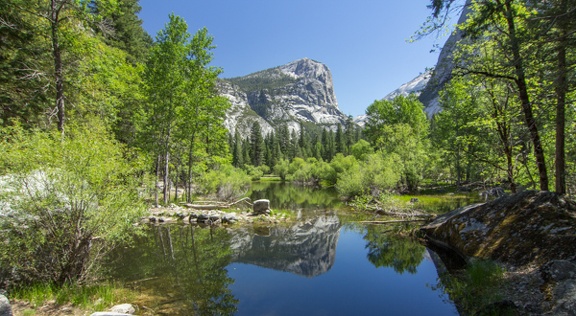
[229,223,457,316]
[106,183,462,315]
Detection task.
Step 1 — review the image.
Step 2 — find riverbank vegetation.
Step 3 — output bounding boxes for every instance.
[0,0,574,312]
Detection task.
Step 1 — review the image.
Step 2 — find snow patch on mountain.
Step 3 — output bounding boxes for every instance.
[383,71,432,101]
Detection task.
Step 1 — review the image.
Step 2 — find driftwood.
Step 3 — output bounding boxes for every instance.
[365,205,434,219]
[374,209,434,219]
[182,197,252,210]
[359,219,429,224]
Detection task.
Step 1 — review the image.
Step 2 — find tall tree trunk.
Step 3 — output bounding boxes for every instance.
[163,150,170,205]
[554,0,568,195]
[503,0,549,191]
[174,164,179,202]
[50,0,65,135]
[186,140,194,203]
[155,154,160,207]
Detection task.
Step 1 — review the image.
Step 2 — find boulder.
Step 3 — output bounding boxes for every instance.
[90,313,132,316]
[197,214,210,224]
[421,190,576,268]
[223,213,238,224]
[421,191,576,315]
[0,295,12,316]
[110,304,135,314]
[253,199,271,215]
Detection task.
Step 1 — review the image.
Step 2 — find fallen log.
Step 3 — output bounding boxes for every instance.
[358,219,430,224]
[374,209,434,218]
[182,197,252,210]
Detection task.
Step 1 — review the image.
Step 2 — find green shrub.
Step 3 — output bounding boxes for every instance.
[197,164,250,200]
[273,159,290,181]
[335,163,365,198]
[0,122,146,287]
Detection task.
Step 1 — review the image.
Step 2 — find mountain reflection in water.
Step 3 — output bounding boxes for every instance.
[106,219,457,315]
[230,215,341,277]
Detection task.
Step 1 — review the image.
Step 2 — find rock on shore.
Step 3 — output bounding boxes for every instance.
[421,190,576,314]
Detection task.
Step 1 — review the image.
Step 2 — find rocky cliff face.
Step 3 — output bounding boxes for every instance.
[418,0,472,115]
[383,71,432,102]
[378,0,471,116]
[219,58,348,136]
[217,80,274,136]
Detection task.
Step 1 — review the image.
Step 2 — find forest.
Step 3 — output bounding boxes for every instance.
[0,0,574,304]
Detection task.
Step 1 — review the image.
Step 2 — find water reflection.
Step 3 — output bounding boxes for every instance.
[107,226,237,315]
[106,220,457,315]
[230,215,341,277]
[249,182,343,211]
[363,224,426,274]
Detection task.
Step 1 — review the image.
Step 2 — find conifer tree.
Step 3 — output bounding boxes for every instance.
[250,121,264,166]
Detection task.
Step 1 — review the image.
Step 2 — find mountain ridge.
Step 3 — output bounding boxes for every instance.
[219,58,348,137]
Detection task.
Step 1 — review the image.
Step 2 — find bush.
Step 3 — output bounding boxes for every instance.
[273,159,290,181]
[0,123,146,287]
[197,164,250,201]
[243,164,264,181]
[335,152,402,199]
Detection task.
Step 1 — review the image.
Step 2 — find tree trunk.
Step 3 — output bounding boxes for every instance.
[163,150,170,205]
[155,154,160,207]
[554,0,568,195]
[50,0,65,135]
[186,130,197,203]
[503,0,549,191]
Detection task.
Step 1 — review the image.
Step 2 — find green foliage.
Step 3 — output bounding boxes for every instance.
[334,163,365,197]
[197,164,251,201]
[244,164,265,181]
[364,94,428,145]
[363,95,429,192]
[335,153,402,199]
[273,159,291,181]
[0,122,146,287]
[140,14,228,204]
[350,139,373,161]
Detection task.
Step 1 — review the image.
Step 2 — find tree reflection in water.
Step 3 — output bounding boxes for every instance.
[363,224,426,274]
[106,225,237,315]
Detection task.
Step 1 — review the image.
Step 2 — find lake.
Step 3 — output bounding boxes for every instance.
[105,183,465,315]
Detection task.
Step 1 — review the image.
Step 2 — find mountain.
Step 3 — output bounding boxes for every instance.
[354,70,432,127]
[383,70,432,101]
[375,0,471,116]
[219,58,348,136]
[418,0,472,115]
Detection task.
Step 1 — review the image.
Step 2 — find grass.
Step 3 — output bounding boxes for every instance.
[12,281,136,313]
[258,175,282,182]
[436,260,514,315]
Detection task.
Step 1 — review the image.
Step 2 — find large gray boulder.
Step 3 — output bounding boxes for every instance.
[0,295,11,316]
[253,199,271,215]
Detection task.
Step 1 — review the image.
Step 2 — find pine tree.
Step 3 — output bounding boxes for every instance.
[250,121,264,166]
[335,123,345,154]
[232,130,244,167]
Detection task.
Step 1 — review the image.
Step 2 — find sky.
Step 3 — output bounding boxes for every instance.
[138,0,452,117]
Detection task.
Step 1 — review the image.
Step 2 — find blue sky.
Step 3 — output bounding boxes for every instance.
[138,1,451,117]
